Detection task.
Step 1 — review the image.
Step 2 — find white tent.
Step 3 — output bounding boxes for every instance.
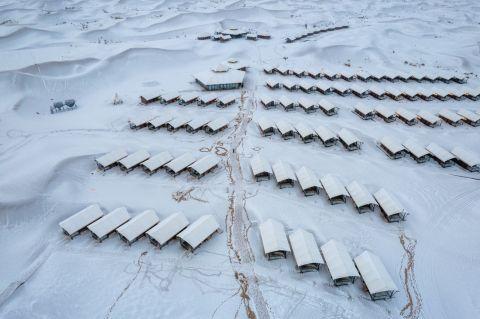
[451,146,480,172]
[88,207,131,242]
[321,239,359,285]
[177,215,220,251]
[117,210,159,244]
[354,251,398,300]
[402,139,430,163]
[272,161,296,188]
[165,153,197,176]
[146,212,189,248]
[289,229,324,272]
[118,150,150,172]
[250,155,272,181]
[59,204,104,239]
[426,143,455,167]
[188,155,220,178]
[338,128,362,150]
[95,149,128,171]
[315,125,337,147]
[141,151,174,174]
[320,174,349,204]
[346,181,376,213]
[373,188,407,222]
[259,219,290,260]
[295,166,321,196]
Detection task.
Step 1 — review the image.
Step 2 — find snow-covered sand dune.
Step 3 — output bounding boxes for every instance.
[0,0,479,318]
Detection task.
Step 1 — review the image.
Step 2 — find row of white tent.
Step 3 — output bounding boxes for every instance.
[264,66,466,83]
[259,219,397,300]
[378,137,480,172]
[265,80,480,101]
[257,118,363,151]
[128,114,230,135]
[140,91,238,107]
[250,157,407,222]
[355,105,480,127]
[59,205,220,251]
[95,149,221,177]
[285,25,349,43]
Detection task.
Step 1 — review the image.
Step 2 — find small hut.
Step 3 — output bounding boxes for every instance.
[260,96,277,109]
[166,117,191,132]
[217,94,236,108]
[250,156,272,181]
[298,97,319,113]
[426,143,455,167]
[266,80,281,89]
[396,108,417,126]
[373,189,407,222]
[321,240,359,286]
[354,104,375,120]
[197,33,211,40]
[279,96,296,111]
[320,174,349,205]
[116,210,159,245]
[88,207,131,242]
[259,219,290,260]
[186,118,211,133]
[417,110,441,127]
[246,33,257,40]
[257,118,276,136]
[141,151,173,175]
[118,150,150,173]
[450,147,480,172]
[188,155,220,178]
[289,229,324,272]
[438,109,463,127]
[59,204,104,239]
[263,66,275,74]
[457,108,480,127]
[197,93,218,106]
[378,136,407,159]
[354,251,398,300]
[346,181,376,213]
[375,106,396,123]
[272,161,296,188]
[95,149,128,171]
[402,139,430,163]
[294,122,316,143]
[177,215,220,251]
[338,128,362,151]
[295,166,321,196]
[315,125,338,147]
[164,153,196,176]
[275,120,296,140]
[178,92,199,105]
[159,92,179,104]
[282,80,299,91]
[204,117,229,134]
[129,114,157,130]
[140,95,160,105]
[148,115,174,131]
[319,99,339,116]
[146,212,189,248]
[257,32,271,39]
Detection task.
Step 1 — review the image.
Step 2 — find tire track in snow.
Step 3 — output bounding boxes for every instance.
[224,84,270,319]
[399,233,423,319]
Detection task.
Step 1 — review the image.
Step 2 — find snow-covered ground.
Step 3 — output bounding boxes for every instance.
[1,0,479,318]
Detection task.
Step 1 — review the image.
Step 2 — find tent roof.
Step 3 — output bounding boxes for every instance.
[116,210,159,242]
[165,153,196,173]
[402,139,429,158]
[321,240,359,280]
[295,166,321,191]
[289,229,324,267]
[426,143,455,162]
[177,215,219,249]
[141,151,173,171]
[59,204,104,235]
[96,149,128,167]
[189,155,220,175]
[380,136,405,154]
[118,150,150,169]
[195,69,245,86]
[146,212,189,246]
[259,219,291,254]
[451,146,480,167]
[373,189,404,217]
[88,207,130,239]
[338,128,361,146]
[354,251,398,294]
[346,181,376,208]
[272,161,296,183]
[320,174,348,199]
[250,156,271,176]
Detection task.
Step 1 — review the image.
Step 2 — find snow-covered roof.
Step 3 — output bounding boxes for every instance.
[167,117,191,129]
[118,150,150,169]
[141,151,173,171]
[295,166,321,191]
[282,80,296,89]
[148,114,174,128]
[179,92,199,102]
[96,149,128,167]
[379,136,405,154]
[289,229,324,267]
[259,219,291,254]
[417,110,441,124]
[354,251,398,294]
[165,153,196,174]
[218,94,236,104]
[250,156,272,176]
[402,139,429,158]
[266,79,280,87]
[320,174,348,199]
[130,114,157,126]
[373,189,404,217]
[355,103,374,115]
[314,125,336,142]
[375,105,395,118]
[321,239,359,280]
[272,161,296,184]
[438,109,462,122]
[211,63,229,72]
[319,99,337,111]
[59,204,104,236]
[116,210,159,242]
[346,181,376,208]
[294,122,315,138]
[278,96,295,107]
[338,128,361,146]
[396,108,416,121]
[260,95,276,104]
[146,212,189,247]
[160,92,179,101]
[221,28,247,36]
[457,108,480,122]
[195,69,246,86]
[177,215,219,249]
[198,93,217,103]
[298,97,317,108]
[426,143,455,162]
[189,155,220,175]
[88,207,130,239]
[187,117,211,130]
[450,147,480,167]
[275,120,294,135]
[206,117,228,131]
[257,118,275,131]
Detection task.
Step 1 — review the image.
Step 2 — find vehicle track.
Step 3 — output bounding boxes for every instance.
[399,232,422,319]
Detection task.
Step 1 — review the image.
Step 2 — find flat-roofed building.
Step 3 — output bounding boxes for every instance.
[194,69,245,91]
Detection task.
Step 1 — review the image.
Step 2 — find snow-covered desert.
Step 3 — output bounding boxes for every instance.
[1,0,479,318]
